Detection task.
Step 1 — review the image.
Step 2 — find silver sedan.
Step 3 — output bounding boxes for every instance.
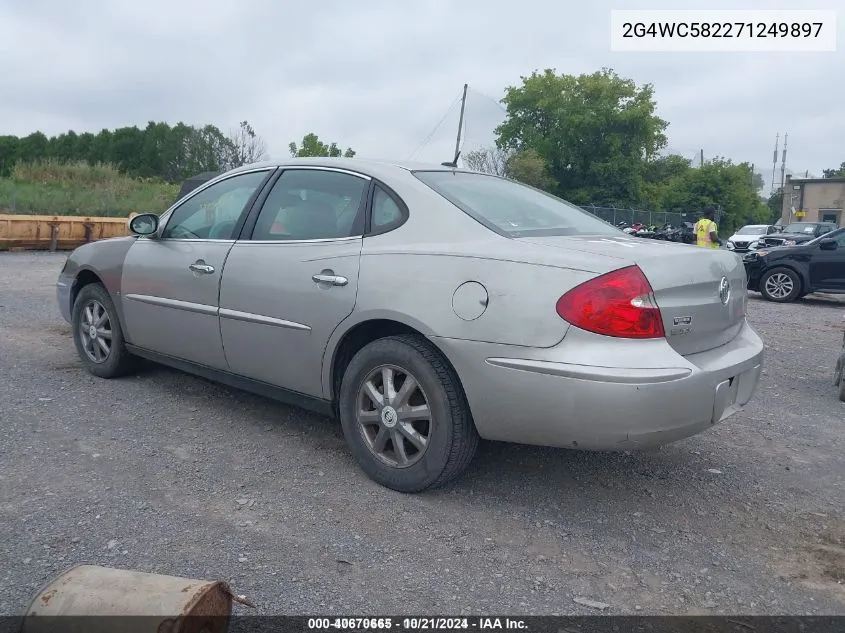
[56,158,764,492]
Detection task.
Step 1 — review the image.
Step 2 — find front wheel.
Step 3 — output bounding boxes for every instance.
[338,334,479,493]
[759,267,802,303]
[71,282,137,378]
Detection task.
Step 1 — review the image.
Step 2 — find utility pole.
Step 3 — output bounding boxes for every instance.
[699,149,703,167]
[779,132,788,193]
[453,83,468,164]
[771,133,779,194]
[750,163,755,189]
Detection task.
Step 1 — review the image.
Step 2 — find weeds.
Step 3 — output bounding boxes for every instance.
[0,160,179,216]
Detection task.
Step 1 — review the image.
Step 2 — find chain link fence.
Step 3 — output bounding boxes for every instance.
[580,205,701,227]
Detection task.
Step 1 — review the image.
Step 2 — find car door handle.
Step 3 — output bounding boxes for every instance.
[312,273,348,287]
[189,262,215,274]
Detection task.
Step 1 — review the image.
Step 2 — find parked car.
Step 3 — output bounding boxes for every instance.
[759,221,838,248]
[725,224,778,253]
[56,158,764,492]
[744,228,845,302]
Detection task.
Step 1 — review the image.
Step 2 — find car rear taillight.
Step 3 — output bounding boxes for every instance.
[555,265,665,339]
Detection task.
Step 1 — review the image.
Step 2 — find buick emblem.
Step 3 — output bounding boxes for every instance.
[380,406,398,428]
[719,277,731,305]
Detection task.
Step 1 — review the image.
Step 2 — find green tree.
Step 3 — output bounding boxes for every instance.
[17,132,49,164]
[110,126,146,174]
[0,136,20,177]
[495,68,668,206]
[506,149,556,190]
[289,133,355,158]
[88,129,113,165]
[639,154,692,209]
[766,191,784,223]
[0,121,247,184]
[822,161,845,178]
[658,158,769,234]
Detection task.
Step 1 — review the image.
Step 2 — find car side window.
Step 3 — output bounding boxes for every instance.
[371,185,405,231]
[833,232,845,247]
[251,169,368,241]
[162,170,270,240]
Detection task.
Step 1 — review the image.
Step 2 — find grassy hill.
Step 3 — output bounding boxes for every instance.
[0,160,179,217]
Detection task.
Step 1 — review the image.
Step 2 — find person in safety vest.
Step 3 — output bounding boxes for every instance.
[694,206,721,249]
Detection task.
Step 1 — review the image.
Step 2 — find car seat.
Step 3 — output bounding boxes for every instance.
[285,200,337,240]
[208,220,237,240]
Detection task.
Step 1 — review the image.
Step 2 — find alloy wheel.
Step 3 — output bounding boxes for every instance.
[356,364,432,468]
[764,273,794,300]
[79,299,112,363]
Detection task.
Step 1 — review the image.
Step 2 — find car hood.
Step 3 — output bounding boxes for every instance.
[755,242,812,255]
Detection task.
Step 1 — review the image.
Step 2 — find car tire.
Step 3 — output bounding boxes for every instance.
[338,334,479,493]
[71,282,137,379]
[759,267,802,303]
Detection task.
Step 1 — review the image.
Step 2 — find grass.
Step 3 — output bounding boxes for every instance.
[0,160,179,217]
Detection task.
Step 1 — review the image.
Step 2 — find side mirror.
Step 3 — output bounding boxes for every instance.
[819,238,837,251]
[129,213,159,236]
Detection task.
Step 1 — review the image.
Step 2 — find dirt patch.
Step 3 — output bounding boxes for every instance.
[776,524,845,602]
[811,531,845,583]
[45,324,71,336]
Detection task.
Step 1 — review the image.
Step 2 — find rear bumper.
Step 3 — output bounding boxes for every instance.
[432,320,764,450]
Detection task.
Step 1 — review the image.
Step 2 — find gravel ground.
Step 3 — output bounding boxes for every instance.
[1,251,843,616]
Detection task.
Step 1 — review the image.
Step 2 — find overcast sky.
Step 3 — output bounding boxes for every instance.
[1,0,842,192]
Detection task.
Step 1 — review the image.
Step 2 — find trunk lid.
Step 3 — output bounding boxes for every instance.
[520,235,747,356]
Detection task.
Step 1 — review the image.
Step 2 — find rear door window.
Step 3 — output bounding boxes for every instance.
[250,169,369,241]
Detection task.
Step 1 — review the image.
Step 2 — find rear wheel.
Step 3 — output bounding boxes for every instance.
[759,267,801,303]
[338,334,479,493]
[72,283,137,378]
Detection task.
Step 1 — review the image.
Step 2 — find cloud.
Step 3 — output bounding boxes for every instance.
[1,0,842,184]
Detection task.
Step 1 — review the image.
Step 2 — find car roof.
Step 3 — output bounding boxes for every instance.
[223,157,467,180]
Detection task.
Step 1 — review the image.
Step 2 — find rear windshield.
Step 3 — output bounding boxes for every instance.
[413,170,619,237]
[783,223,819,234]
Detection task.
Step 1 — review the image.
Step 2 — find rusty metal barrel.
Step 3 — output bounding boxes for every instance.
[20,565,242,633]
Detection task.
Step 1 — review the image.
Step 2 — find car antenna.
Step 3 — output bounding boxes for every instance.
[441,151,461,168]
[442,83,468,169]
